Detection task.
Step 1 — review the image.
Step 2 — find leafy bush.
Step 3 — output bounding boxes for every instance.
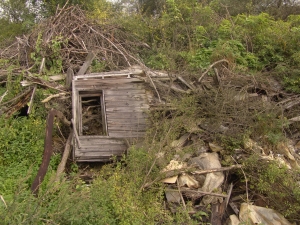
[0,116,45,201]
[243,155,300,219]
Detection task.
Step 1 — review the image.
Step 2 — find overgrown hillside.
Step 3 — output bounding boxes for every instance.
[1,0,300,224]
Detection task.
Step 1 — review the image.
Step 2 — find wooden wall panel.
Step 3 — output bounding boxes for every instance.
[72,76,150,162]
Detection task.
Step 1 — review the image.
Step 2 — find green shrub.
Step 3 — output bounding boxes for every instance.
[243,155,300,220]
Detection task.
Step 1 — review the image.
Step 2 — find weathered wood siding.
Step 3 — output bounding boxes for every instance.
[72,77,150,162]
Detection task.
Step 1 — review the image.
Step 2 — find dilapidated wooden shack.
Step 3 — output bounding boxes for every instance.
[72,72,152,162]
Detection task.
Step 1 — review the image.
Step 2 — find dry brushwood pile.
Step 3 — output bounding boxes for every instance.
[1,5,300,225]
[0,5,145,73]
[0,5,151,116]
[139,66,300,223]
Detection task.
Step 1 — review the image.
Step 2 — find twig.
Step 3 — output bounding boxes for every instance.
[0,195,7,208]
[198,59,229,82]
[144,70,162,102]
[225,183,233,209]
[154,79,188,94]
[140,123,175,191]
[29,81,68,93]
[177,179,186,210]
[89,27,132,67]
[289,116,300,122]
[39,58,45,74]
[177,76,195,90]
[231,156,249,202]
[56,121,66,143]
[0,88,31,106]
[41,93,67,103]
[27,85,36,114]
[0,90,8,103]
[166,189,228,198]
[51,0,70,25]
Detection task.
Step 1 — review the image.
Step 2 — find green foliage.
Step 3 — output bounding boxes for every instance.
[252,113,288,145]
[0,147,175,225]
[220,136,243,152]
[0,116,45,201]
[0,19,23,46]
[146,52,171,70]
[243,155,300,219]
[6,66,23,98]
[41,0,96,16]
[89,0,114,23]
[3,1,300,223]
[31,34,65,74]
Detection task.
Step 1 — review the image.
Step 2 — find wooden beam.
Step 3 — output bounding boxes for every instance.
[77,52,96,76]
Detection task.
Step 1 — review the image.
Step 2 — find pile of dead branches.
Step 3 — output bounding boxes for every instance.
[0,5,145,73]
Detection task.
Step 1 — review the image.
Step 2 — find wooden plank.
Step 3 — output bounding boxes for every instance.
[78,136,125,145]
[77,52,96,75]
[106,120,147,125]
[108,128,146,132]
[76,148,125,154]
[106,112,148,119]
[102,92,108,134]
[76,142,126,148]
[75,88,146,95]
[104,94,147,101]
[75,84,144,91]
[76,152,124,158]
[109,131,146,137]
[74,79,143,88]
[108,123,147,128]
[107,120,147,126]
[106,113,148,122]
[66,68,74,89]
[106,107,149,112]
[76,146,126,152]
[76,148,125,153]
[105,102,148,108]
[75,156,123,162]
[104,99,146,104]
[107,126,147,131]
[105,89,146,95]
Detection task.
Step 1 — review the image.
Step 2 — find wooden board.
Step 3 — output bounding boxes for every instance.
[78,136,125,145]
[76,84,144,91]
[77,149,125,154]
[107,120,147,124]
[75,156,122,162]
[104,94,147,101]
[106,116,148,123]
[74,78,143,86]
[105,102,148,108]
[105,89,146,95]
[108,131,146,137]
[106,107,149,112]
[108,127,146,132]
[106,115,148,121]
[106,120,147,125]
[76,149,125,155]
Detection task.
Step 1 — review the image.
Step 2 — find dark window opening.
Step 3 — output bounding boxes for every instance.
[80,91,106,136]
